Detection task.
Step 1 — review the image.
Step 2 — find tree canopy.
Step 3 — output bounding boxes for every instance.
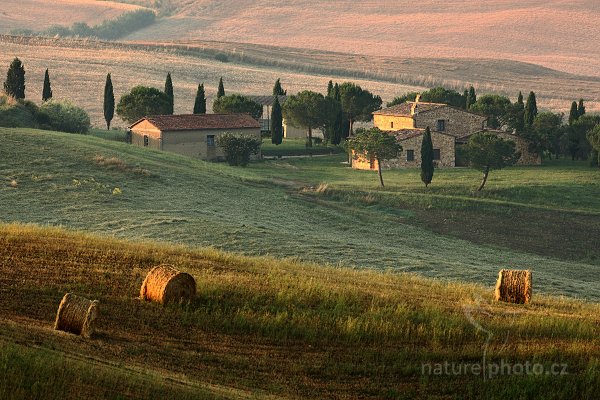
[586,124,600,167]
[387,87,466,109]
[469,94,512,128]
[465,132,519,191]
[282,90,340,147]
[116,86,171,124]
[338,82,381,134]
[347,127,402,187]
[212,94,262,120]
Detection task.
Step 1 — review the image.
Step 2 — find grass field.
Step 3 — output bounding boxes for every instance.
[0,223,598,399]
[0,127,598,303]
[0,0,142,33]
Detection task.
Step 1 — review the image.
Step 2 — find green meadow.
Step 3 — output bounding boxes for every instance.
[0,128,598,301]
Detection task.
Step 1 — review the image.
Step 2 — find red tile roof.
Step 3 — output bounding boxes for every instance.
[393,128,426,140]
[373,102,446,117]
[130,114,260,131]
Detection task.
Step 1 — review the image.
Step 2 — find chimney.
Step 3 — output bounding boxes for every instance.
[411,94,421,115]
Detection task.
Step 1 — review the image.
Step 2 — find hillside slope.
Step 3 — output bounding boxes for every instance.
[0,0,142,33]
[124,0,600,77]
[0,224,598,399]
[0,127,598,302]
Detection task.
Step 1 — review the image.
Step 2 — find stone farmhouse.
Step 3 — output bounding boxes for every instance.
[354,97,540,170]
[128,114,261,161]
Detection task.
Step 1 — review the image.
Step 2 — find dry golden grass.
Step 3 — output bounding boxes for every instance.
[122,0,600,77]
[0,36,417,127]
[0,223,598,398]
[0,0,142,33]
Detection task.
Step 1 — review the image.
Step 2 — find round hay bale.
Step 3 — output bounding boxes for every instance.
[494,269,532,304]
[54,293,99,338]
[140,265,196,305]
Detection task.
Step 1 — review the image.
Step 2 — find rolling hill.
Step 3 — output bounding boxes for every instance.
[0,127,598,302]
[123,0,600,77]
[0,0,143,33]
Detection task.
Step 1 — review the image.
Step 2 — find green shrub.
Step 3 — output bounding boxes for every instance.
[216,133,262,166]
[0,95,37,128]
[38,100,90,134]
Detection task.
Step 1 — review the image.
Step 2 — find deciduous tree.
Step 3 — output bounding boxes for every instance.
[116,86,171,124]
[212,94,262,120]
[465,132,519,191]
[470,94,512,128]
[587,124,600,167]
[347,127,402,187]
[216,133,262,167]
[282,90,339,147]
[338,82,382,135]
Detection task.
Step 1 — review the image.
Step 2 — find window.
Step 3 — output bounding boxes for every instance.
[390,121,394,129]
[406,149,415,162]
[433,149,441,160]
[207,135,215,147]
[143,135,149,147]
[436,119,446,131]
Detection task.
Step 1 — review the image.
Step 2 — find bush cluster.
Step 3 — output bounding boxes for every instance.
[216,133,262,167]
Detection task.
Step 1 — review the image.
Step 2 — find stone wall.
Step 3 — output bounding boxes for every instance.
[414,106,487,138]
[373,114,414,131]
[383,132,456,169]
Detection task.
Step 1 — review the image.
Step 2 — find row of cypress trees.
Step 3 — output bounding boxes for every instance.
[3,57,53,103]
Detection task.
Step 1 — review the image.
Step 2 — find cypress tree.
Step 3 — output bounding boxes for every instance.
[420,127,434,187]
[271,95,283,145]
[42,69,52,102]
[514,91,525,133]
[577,98,586,117]
[4,57,25,99]
[463,89,469,109]
[217,77,225,98]
[193,83,206,114]
[164,72,174,114]
[103,73,114,130]
[569,101,579,125]
[327,80,334,98]
[331,83,344,145]
[466,86,476,109]
[524,91,537,127]
[273,78,285,96]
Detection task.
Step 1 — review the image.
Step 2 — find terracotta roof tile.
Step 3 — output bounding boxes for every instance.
[131,114,260,131]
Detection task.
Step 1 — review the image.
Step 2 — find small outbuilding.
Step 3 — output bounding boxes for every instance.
[128,114,261,161]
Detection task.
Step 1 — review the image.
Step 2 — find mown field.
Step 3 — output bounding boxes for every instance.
[0,127,598,303]
[0,223,598,399]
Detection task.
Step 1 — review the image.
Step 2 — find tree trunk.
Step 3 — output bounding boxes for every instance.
[477,166,489,191]
[307,127,313,147]
[377,157,385,187]
[347,118,355,165]
[106,120,110,130]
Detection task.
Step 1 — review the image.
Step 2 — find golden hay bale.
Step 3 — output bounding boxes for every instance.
[54,293,99,338]
[494,269,532,304]
[140,265,196,305]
